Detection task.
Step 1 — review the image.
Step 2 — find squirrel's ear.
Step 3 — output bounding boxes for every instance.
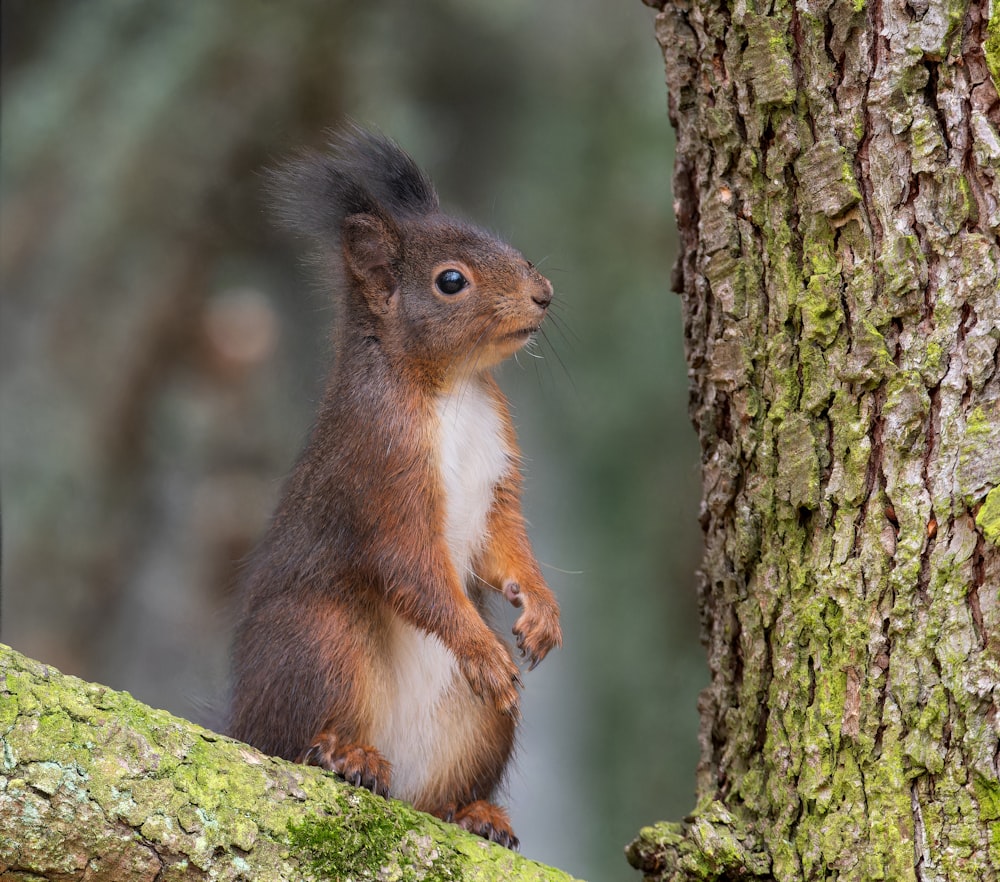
[341,213,400,310]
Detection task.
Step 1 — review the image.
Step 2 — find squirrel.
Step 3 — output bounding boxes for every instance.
[228,127,562,849]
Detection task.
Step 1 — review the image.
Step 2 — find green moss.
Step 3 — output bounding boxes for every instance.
[1,644,580,881]
[976,486,1000,546]
[923,340,944,378]
[626,804,771,879]
[168,738,272,814]
[903,686,948,774]
[801,275,842,346]
[798,705,835,805]
[972,774,1000,820]
[909,110,942,168]
[744,15,796,106]
[802,227,839,278]
[957,173,974,221]
[846,319,894,387]
[766,213,800,324]
[967,406,993,438]
[827,391,872,506]
[878,233,925,298]
[286,792,577,881]
[975,774,1000,865]
[776,412,821,510]
[799,341,834,415]
[985,4,1000,93]
[861,738,912,879]
[0,687,20,733]
[288,812,459,882]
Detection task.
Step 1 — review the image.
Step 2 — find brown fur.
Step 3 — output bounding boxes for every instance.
[228,129,561,848]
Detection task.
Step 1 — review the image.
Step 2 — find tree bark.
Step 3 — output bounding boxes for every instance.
[631,1,1000,880]
[0,644,580,882]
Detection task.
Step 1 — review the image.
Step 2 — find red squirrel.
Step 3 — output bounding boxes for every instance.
[228,127,562,849]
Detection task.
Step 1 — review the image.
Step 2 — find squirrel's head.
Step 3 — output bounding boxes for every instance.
[271,126,552,383]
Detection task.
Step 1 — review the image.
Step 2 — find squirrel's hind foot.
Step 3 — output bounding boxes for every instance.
[299,735,392,799]
[436,800,519,850]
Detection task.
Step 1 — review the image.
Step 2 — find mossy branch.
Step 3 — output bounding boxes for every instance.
[0,644,581,882]
[625,802,771,882]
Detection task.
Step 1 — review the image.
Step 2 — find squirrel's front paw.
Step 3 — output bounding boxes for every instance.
[459,637,521,717]
[513,601,562,671]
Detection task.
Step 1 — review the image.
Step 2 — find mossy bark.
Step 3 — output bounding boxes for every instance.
[633,0,1000,880]
[0,644,581,882]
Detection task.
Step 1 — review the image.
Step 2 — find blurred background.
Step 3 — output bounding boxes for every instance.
[0,1,705,879]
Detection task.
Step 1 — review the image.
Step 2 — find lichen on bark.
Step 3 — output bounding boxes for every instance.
[0,644,580,882]
[636,0,1000,879]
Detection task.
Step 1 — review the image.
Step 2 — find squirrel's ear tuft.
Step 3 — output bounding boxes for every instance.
[334,124,439,220]
[266,154,376,241]
[267,124,439,244]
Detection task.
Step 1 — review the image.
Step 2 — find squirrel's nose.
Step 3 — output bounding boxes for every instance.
[531,278,553,310]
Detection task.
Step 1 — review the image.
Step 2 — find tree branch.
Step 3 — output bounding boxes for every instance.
[0,644,580,881]
[626,802,771,882]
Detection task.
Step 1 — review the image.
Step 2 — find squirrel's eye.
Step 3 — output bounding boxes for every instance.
[435,269,468,296]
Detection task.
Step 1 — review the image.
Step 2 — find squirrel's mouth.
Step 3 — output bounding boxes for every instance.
[502,324,541,342]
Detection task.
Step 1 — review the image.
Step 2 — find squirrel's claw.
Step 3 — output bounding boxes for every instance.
[299,737,392,799]
[450,801,520,851]
[512,602,562,672]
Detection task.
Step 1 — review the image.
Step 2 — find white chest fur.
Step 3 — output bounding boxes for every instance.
[369,383,511,803]
[434,383,510,589]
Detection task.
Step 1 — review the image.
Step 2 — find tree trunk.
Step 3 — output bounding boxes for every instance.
[0,644,579,882]
[631,1,1000,880]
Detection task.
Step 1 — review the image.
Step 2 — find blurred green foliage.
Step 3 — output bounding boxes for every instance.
[0,2,705,879]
